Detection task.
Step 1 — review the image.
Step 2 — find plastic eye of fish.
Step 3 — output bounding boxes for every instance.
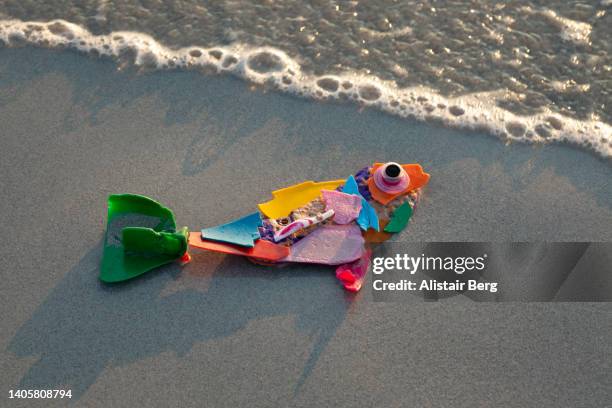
[374,162,410,194]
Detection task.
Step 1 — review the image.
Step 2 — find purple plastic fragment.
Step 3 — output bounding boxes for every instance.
[281,224,365,265]
[340,166,372,200]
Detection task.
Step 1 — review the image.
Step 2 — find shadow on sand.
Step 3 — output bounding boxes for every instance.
[2,47,611,401]
[8,241,354,399]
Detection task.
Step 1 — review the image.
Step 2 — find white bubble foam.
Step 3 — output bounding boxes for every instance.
[1,19,610,158]
[358,26,413,40]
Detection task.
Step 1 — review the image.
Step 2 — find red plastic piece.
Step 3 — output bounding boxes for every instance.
[179,252,192,265]
[335,248,372,292]
[188,232,289,262]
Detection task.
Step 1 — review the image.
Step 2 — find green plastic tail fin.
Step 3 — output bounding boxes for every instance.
[100,194,188,283]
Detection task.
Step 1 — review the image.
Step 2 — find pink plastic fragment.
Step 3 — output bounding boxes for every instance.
[281,224,365,265]
[335,249,372,292]
[321,190,362,225]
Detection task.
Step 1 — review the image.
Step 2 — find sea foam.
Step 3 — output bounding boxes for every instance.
[1,19,610,158]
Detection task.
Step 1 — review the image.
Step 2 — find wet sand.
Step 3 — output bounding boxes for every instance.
[0,48,611,407]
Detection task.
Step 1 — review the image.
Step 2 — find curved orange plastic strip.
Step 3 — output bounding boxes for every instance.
[188,232,289,262]
[367,163,430,205]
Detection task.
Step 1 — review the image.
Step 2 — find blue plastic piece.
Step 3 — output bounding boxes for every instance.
[201,212,263,248]
[342,175,379,232]
[341,175,360,195]
[359,200,380,232]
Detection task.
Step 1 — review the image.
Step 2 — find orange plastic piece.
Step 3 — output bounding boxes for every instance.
[258,179,345,219]
[188,232,289,262]
[363,219,392,243]
[367,163,430,205]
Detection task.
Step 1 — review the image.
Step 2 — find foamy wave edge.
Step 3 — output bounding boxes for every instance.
[1,19,610,158]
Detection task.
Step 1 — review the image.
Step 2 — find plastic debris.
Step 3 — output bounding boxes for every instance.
[336,249,372,292]
[368,162,430,205]
[178,252,192,265]
[259,198,331,245]
[341,175,379,231]
[189,232,289,261]
[123,226,188,256]
[370,193,417,222]
[100,194,188,283]
[358,200,380,232]
[373,162,410,195]
[352,167,373,200]
[99,162,428,289]
[363,219,392,243]
[321,190,362,224]
[281,224,365,265]
[289,197,327,220]
[258,179,345,219]
[273,209,334,242]
[384,201,413,233]
[201,212,262,248]
[341,174,361,196]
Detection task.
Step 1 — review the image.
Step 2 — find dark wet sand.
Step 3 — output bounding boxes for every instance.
[0,48,611,407]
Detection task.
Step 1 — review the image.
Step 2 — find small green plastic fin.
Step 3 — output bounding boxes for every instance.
[100,194,187,283]
[383,202,413,233]
[123,227,188,257]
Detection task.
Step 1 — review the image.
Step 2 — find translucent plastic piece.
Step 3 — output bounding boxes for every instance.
[335,249,372,292]
[281,224,365,265]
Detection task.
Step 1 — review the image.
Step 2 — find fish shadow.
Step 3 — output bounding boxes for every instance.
[8,241,353,400]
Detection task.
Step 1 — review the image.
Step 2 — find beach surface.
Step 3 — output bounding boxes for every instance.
[0,48,611,407]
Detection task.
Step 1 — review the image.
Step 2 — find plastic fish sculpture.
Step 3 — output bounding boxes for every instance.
[100,162,430,291]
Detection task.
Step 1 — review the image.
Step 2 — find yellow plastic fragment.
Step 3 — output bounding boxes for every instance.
[258,179,345,219]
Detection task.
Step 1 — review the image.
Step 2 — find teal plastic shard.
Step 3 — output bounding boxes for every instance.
[360,202,380,232]
[342,175,379,232]
[201,212,262,248]
[383,201,413,233]
[100,194,188,283]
